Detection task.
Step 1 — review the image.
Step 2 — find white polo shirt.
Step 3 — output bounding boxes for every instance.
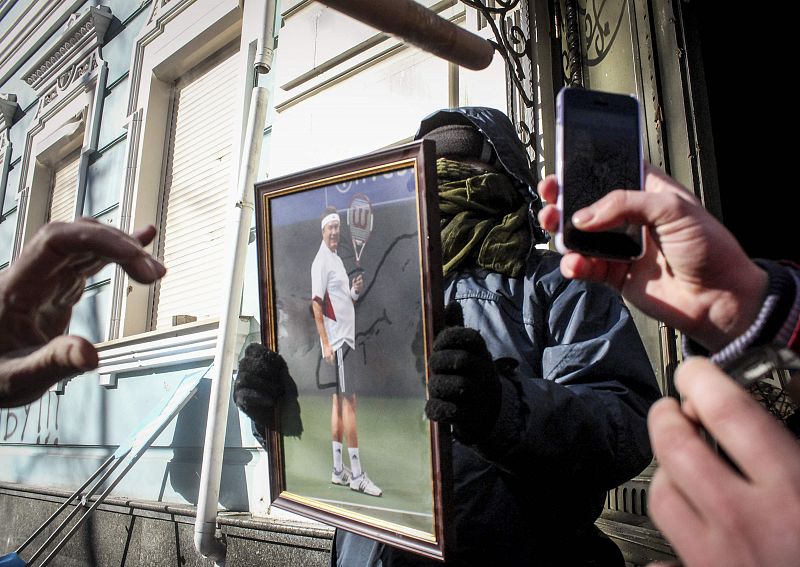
[311,241,356,352]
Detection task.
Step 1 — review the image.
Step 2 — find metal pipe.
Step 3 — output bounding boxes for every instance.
[15,454,117,556]
[255,0,277,74]
[37,450,140,567]
[317,0,495,70]
[75,60,108,226]
[193,86,269,567]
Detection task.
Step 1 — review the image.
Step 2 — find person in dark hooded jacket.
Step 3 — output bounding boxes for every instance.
[235,107,661,566]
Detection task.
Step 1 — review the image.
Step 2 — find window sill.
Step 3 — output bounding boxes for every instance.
[93,317,253,388]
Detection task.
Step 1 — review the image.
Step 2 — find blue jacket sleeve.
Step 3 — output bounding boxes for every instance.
[474,255,661,490]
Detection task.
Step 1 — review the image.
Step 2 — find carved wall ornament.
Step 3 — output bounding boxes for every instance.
[0,93,18,131]
[22,6,112,115]
[147,0,178,25]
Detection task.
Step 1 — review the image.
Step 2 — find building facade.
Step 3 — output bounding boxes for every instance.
[1,0,765,565]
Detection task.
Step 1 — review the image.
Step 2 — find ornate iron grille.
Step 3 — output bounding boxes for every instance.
[461,0,538,163]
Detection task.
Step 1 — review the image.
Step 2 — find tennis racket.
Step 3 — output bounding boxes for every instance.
[347,192,373,271]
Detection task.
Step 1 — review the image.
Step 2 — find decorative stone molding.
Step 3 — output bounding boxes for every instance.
[0,94,17,216]
[128,0,197,116]
[22,6,112,115]
[147,0,178,24]
[0,93,18,131]
[11,186,29,258]
[0,96,11,153]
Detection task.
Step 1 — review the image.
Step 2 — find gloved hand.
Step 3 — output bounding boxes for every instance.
[234,343,301,435]
[425,302,504,442]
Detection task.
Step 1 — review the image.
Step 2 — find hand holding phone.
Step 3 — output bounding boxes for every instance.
[555,87,644,261]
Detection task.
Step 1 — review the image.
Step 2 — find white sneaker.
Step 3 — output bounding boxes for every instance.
[331,467,352,486]
[350,472,382,496]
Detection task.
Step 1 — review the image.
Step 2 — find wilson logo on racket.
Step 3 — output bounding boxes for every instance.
[347,193,373,268]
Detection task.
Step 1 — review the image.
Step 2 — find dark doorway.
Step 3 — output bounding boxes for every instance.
[692,4,794,263]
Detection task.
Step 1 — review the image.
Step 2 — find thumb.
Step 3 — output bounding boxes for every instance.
[0,336,98,407]
[443,301,464,328]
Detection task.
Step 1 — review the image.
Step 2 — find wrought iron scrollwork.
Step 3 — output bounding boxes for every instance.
[556,0,627,87]
[461,0,538,157]
[462,0,535,109]
[552,0,584,87]
[563,0,583,86]
[581,0,626,66]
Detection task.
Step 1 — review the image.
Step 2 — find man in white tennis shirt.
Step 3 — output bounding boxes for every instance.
[311,206,382,497]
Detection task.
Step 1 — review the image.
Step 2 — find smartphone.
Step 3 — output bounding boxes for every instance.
[555,86,644,261]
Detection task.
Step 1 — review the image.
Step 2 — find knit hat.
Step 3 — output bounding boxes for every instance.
[421,123,496,166]
[415,106,549,244]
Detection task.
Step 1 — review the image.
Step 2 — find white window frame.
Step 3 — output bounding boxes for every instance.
[47,147,82,224]
[150,43,242,331]
[113,0,251,341]
[80,0,273,389]
[11,6,112,261]
[0,94,18,222]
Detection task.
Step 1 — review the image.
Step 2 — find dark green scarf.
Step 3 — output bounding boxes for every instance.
[437,158,531,278]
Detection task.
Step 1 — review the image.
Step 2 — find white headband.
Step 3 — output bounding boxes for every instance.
[321,213,340,230]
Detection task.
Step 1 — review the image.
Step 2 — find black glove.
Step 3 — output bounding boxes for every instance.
[425,302,504,442]
[234,343,302,436]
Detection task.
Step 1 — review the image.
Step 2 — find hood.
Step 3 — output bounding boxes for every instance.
[415,106,547,243]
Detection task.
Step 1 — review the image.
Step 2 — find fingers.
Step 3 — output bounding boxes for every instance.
[536,174,558,204]
[15,219,166,286]
[537,168,699,235]
[0,335,97,408]
[560,253,610,280]
[536,176,559,234]
[443,301,464,328]
[643,163,696,200]
[648,469,706,563]
[648,395,745,519]
[243,342,270,359]
[132,224,158,247]
[432,326,488,355]
[427,372,466,400]
[559,252,630,290]
[571,190,695,234]
[233,383,277,412]
[537,202,560,234]
[425,397,457,423]
[238,347,287,382]
[674,357,800,484]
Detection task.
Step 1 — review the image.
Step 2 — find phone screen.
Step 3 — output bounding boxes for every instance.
[558,88,643,259]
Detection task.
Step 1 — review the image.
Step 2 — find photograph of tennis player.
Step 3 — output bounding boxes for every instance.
[261,154,439,538]
[312,206,381,497]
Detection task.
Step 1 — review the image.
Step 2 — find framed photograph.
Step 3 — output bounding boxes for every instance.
[254,140,451,560]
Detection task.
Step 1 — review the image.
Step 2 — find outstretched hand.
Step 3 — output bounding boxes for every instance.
[647,357,800,566]
[537,163,766,352]
[0,219,165,407]
[425,302,502,442]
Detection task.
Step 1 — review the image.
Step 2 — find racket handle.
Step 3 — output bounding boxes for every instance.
[317,0,494,71]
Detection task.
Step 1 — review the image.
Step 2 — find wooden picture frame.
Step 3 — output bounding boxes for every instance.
[254,140,451,560]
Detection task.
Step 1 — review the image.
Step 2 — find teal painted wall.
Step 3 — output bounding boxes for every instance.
[0,0,270,511]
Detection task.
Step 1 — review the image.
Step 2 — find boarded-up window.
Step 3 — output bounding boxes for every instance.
[153,48,240,329]
[48,150,80,223]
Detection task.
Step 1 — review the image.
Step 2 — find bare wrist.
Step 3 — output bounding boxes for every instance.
[700,263,768,351]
